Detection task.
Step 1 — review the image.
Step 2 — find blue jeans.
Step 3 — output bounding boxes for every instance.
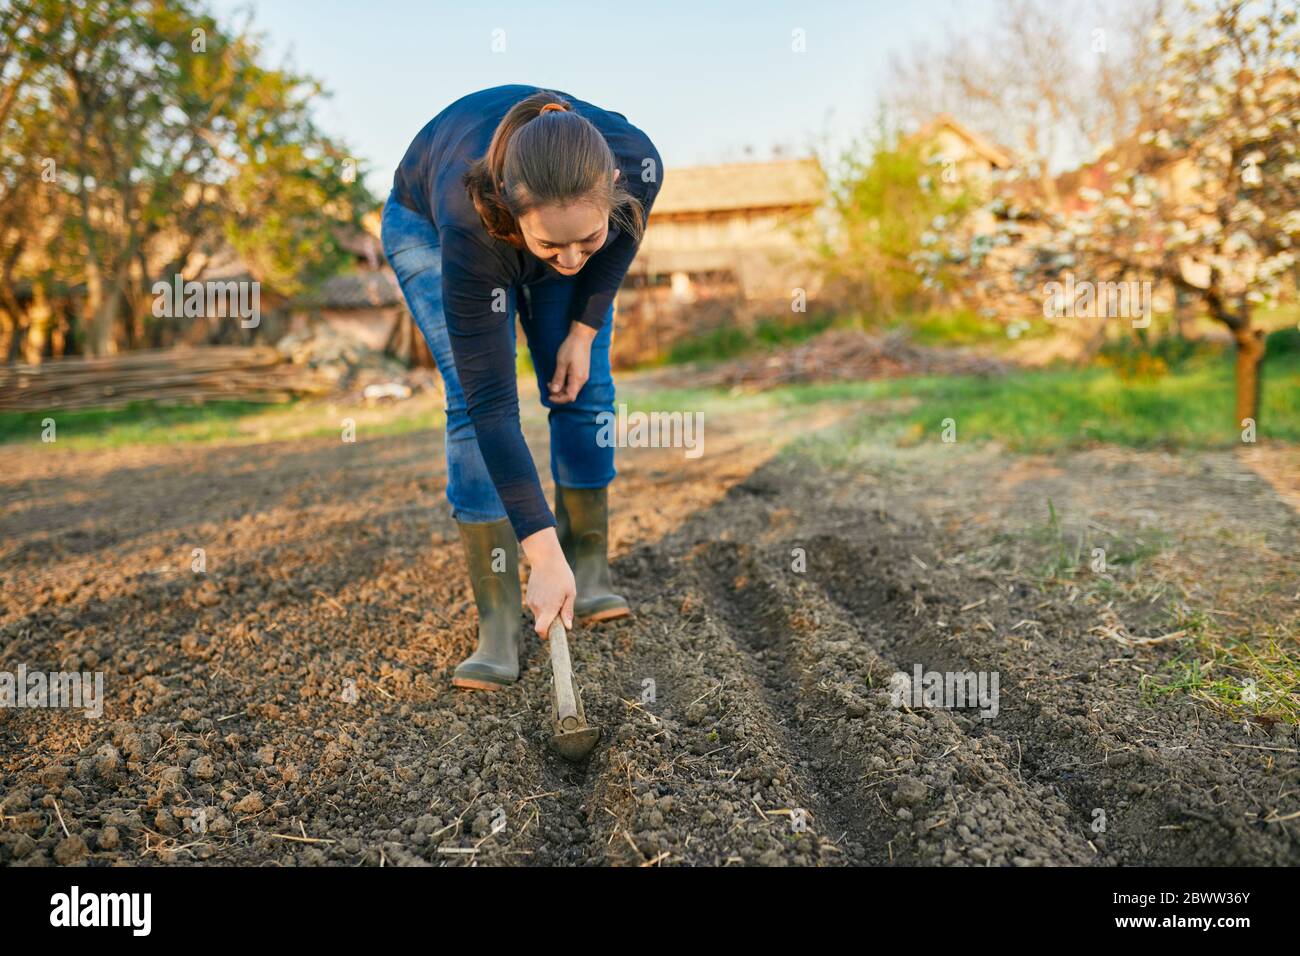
[380,189,617,524]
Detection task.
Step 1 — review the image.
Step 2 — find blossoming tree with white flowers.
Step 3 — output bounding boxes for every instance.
[919,0,1298,431]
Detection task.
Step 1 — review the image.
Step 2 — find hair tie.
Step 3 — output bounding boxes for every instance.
[539,102,567,115]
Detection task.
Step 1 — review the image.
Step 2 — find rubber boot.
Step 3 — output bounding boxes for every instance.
[555,485,631,624]
[451,518,522,691]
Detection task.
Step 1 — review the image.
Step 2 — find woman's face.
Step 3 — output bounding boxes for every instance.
[516,169,621,276]
[518,201,609,276]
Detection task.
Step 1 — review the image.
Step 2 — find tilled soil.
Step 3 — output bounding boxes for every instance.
[2,399,1297,866]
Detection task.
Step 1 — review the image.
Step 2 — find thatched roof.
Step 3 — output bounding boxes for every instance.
[294,269,402,310]
[651,158,827,216]
[337,226,383,268]
[627,247,749,275]
[908,114,1014,169]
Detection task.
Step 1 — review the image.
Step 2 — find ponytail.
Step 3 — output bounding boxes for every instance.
[464,90,645,249]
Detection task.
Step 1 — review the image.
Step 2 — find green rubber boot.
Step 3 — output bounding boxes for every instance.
[451,518,522,690]
[555,485,631,624]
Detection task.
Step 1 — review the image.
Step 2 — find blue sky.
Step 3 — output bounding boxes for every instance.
[211,0,1000,192]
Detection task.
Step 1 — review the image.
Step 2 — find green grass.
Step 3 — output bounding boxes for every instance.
[648,307,1020,367]
[1141,621,1300,725]
[1024,498,1170,583]
[793,345,1300,461]
[637,318,1300,454]
[0,397,451,450]
[648,308,1042,368]
[7,330,1297,453]
[0,400,290,448]
[886,308,1026,347]
[656,311,838,366]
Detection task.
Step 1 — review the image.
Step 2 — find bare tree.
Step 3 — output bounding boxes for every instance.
[887,0,1167,198]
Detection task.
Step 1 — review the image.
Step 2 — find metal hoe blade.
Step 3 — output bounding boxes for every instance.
[547,618,601,761]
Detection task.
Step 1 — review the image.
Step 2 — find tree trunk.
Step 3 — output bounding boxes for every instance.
[22,284,53,365]
[83,263,107,356]
[1232,323,1265,432]
[87,277,124,357]
[1172,286,1194,339]
[0,302,21,363]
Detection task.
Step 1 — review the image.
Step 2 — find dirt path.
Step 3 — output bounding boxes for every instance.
[2,398,1297,866]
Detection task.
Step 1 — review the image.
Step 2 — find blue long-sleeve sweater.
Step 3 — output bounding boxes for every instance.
[392,85,662,542]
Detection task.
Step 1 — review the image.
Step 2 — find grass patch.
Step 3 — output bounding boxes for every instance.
[0,400,291,448]
[794,342,1300,460]
[1141,620,1300,725]
[656,311,838,366]
[887,308,1024,347]
[8,329,1298,454]
[1024,498,1169,583]
[649,307,1025,367]
[0,396,451,450]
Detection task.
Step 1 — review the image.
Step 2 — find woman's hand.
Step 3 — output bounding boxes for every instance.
[520,527,576,637]
[549,323,596,404]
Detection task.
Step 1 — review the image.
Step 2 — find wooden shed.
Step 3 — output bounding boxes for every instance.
[616,158,828,364]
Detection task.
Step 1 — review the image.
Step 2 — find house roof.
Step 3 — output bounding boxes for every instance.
[294,269,402,310]
[651,158,827,216]
[336,225,383,269]
[908,114,1014,169]
[1053,133,1194,212]
[627,247,749,275]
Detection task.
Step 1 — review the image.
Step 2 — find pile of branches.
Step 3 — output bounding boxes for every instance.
[0,347,332,411]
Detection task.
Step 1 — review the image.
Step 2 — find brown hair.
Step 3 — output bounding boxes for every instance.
[463,90,645,250]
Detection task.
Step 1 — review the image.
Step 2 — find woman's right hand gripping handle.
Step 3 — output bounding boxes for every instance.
[521,527,576,639]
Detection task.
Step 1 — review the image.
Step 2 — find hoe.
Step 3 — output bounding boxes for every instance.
[545,617,601,761]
